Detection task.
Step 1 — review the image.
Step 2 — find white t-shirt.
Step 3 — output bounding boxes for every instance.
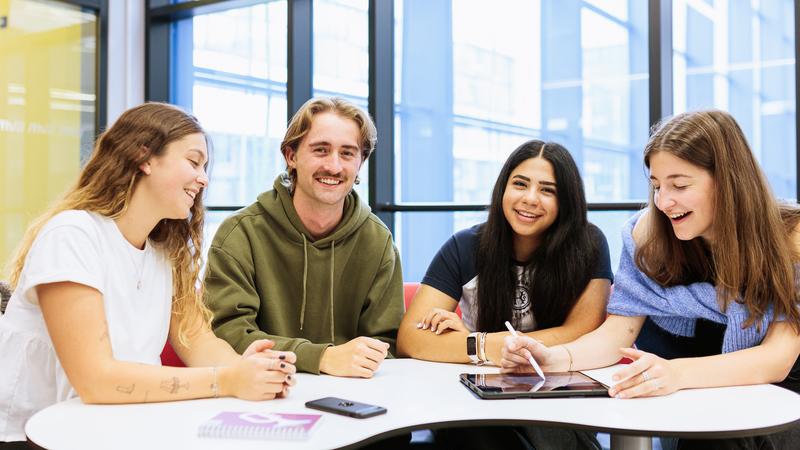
[0,210,172,441]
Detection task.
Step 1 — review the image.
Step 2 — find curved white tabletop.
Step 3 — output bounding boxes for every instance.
[26,359,800,449]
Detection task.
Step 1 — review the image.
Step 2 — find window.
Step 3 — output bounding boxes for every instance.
[313,0,370,200]
[147,0,799,281]
[394,0,649,280]
[673,0,796,200]
[169,1,288,251]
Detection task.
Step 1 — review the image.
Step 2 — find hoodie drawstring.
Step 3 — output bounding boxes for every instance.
[299,234,308,331]
[330,240,335,342]
[299,236,336,344]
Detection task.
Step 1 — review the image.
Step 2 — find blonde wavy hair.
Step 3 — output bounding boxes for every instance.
[6,102,212,346]
[280,97,377,188]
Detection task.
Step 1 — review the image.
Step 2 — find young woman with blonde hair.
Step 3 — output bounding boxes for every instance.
[502,110,800,449]
[0,103,296,446]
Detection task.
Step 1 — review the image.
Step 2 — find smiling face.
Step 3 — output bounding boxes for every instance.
[501,156,559,259]
[649,151,716,242]
[140,132,209,220]
[285,112,363,212]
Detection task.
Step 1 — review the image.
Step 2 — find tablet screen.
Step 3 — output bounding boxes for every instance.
[461,372,607,398]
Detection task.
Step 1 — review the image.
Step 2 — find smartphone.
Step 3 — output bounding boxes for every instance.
[305,396,387,418]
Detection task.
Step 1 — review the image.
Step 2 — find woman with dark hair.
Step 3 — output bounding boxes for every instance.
[502,110,800,450]
[398,139,612,363]
[397,140,612,449]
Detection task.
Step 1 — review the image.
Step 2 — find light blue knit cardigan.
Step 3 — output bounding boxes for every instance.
[607,211,773,353]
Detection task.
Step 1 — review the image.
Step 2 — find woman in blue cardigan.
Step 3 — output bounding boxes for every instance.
[502,110,800,449]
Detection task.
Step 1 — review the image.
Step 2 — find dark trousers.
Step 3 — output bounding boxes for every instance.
[673,424,800,450]
[357,432,413,449]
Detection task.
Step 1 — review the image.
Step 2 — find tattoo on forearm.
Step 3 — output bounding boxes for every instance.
[116,384,135,394]
[627,327,635,335]
[99,317,110,342]
[160,377,189,394]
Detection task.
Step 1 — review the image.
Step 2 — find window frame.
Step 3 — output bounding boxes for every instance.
[59,0,108,161]
[145,0,799,223]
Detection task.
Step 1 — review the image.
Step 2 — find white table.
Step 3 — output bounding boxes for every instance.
[25,359,800,450]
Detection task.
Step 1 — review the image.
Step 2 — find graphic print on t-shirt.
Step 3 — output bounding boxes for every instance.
[421,223,613,333]
[512,266,535,331]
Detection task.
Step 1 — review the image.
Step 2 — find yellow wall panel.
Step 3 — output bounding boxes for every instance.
[0,0,96,270]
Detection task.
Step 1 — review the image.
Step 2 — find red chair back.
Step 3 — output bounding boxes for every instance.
[403,282,420,311]
[161,340,185,367]
[403,282,461,317]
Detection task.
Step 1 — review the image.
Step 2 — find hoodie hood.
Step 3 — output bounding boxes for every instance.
[256,174,373,339]
[257,175,372,247]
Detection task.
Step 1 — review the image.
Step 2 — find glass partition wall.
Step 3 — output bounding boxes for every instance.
[0,0,102,266]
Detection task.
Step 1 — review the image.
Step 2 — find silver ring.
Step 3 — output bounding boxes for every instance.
[642,370,650,382]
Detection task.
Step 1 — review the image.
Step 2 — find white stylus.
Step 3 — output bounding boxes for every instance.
[505,321,546,381]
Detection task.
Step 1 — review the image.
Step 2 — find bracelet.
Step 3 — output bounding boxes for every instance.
[562,345,574,372]
[211,367,219,398]
[478,332,488,364]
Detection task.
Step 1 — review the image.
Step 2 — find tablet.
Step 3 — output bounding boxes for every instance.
[459,372,608,399]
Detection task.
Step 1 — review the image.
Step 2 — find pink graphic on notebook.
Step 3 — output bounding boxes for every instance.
[198,411,322,440]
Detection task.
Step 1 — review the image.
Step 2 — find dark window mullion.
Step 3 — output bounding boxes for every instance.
[96,0,108,134]
[368,0,395,230]
[60,0,106,160]
[145,10,171,103]
[649,0,673,127]
[288,0,313,121]
[374,202,646,213]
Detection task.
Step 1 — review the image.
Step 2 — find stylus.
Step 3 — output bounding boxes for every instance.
[504,321,546,381]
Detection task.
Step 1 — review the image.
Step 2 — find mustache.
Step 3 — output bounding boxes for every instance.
[313,172,346,181]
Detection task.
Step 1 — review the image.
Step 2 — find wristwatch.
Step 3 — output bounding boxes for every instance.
[466,332,481,364]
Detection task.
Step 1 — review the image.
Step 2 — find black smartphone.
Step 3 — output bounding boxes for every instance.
[305,396,387,418]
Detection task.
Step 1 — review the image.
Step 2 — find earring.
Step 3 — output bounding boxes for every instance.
[354,175,361,185]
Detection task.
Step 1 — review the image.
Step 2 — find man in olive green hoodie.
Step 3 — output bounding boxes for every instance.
[205,97,404,378]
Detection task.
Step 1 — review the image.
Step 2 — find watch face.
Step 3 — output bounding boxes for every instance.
[466,335,477,356]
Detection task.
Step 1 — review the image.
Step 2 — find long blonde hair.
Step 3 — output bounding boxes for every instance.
[6,102,212,345]
[637,110,800,332]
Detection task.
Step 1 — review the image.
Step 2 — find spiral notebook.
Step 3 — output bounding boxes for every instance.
[198,411,323,441]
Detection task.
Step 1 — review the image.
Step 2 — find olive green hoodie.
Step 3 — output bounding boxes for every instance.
[205,176,404,374]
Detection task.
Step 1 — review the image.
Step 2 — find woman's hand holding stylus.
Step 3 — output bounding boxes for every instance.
[500,335,568,373]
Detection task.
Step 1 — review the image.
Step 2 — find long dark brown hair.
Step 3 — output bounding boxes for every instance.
[637,110,800,332]
[475,140,599,331]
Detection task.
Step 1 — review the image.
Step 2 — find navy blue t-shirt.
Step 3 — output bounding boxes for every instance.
[421,223,613,332]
